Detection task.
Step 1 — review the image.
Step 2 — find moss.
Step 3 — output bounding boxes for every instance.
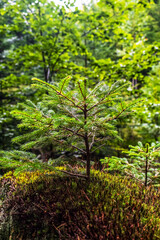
[0,169,160,239]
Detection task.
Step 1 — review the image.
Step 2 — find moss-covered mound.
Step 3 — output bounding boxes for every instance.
[0,169,160,240]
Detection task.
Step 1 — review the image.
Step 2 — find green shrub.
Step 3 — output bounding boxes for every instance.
[101,141,160,186]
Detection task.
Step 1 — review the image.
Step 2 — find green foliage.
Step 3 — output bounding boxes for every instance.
[0,169,160,239]
[0,150,54,175]
[10,76,141,177]
[145,0,160,43]
[0,0,159,151]
[101,141,160,186]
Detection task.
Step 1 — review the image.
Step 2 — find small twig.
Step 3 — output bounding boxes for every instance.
[57,170,88,178]
[57,223,67,229]
[81,189,91,203]
[91,143,106,153]
[89,130,96,150]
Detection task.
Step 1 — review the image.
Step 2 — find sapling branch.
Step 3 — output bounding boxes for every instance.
[32,78,83,111]
[89,130,96,150]
[60,77,68,93]
[71,145,86,154]
[77,81,85,100]
[62,106,81,122]
[61,127,84,138]
[106,100,143,122]
[91,143,106,153]
[87,95,112,112]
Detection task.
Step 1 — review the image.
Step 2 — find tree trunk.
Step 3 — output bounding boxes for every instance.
[145,145,149,187]
[85,133,90,179]
[84,102,90,179]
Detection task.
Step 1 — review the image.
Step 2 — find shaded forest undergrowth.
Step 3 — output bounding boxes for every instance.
[0,168,160,240]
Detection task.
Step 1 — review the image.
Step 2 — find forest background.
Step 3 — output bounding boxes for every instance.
[1,0,160,173]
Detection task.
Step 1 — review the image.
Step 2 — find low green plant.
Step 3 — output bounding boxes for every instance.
[0,150,55,174]
[101,141,160,186]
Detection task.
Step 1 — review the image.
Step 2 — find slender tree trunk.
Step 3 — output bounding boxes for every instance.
[132,79,138,89]
[85,132,90,179]
[145,145,149,187]
[38,6,49,83]
[84,102,90,179]
[145,156,148,187]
